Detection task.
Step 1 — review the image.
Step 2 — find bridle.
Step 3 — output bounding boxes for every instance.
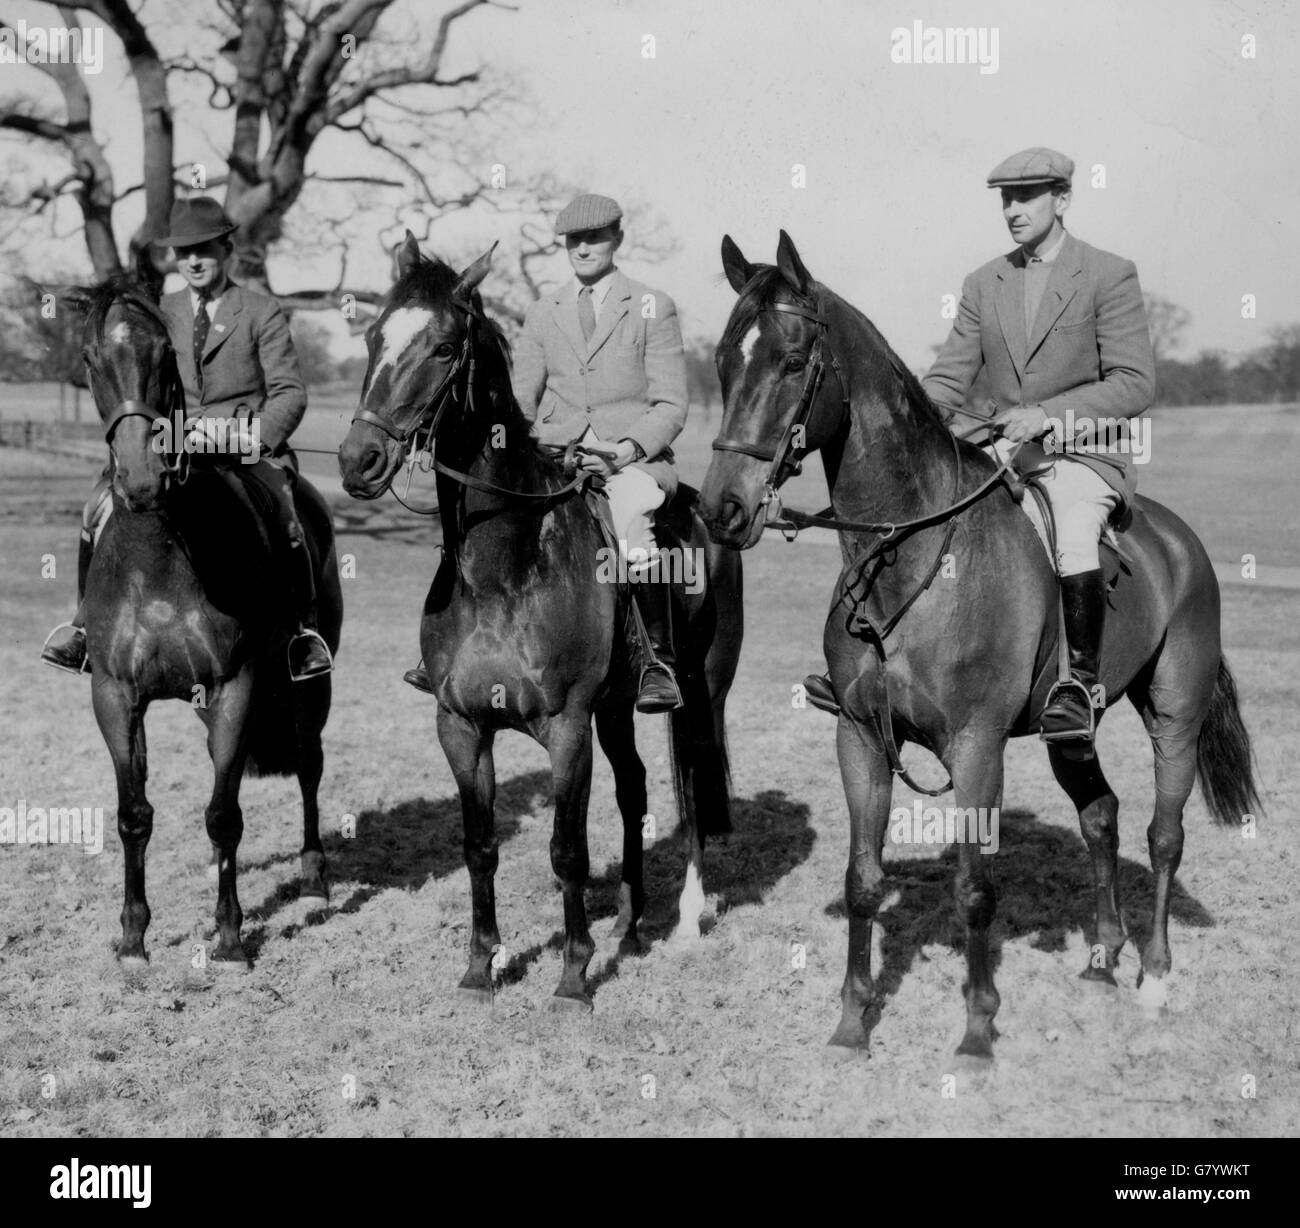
[350,301,588,515]
[95,293,191,489]
[710,298,848,525]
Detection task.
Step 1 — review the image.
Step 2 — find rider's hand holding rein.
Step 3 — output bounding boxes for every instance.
[993,403,1050,443]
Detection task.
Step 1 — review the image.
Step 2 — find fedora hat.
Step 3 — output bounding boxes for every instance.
[154,196,238,247]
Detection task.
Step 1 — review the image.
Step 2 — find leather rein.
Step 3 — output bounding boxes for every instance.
[711,293,1024,796]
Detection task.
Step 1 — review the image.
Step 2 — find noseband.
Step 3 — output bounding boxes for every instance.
[710,298,848,521]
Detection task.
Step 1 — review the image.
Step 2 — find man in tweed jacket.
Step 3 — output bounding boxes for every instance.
[923,147,1156,750]
[42,197,332,681]
[517,193,690,712]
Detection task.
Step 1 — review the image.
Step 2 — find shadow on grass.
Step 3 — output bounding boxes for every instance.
[822,807,1216,1041]
[238,768,553,958]
[495,788,816,997]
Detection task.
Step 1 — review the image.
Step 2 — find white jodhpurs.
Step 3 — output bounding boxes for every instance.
[992,437,1119,576]
[582,428,666,571]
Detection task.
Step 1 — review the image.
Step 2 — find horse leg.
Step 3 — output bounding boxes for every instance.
[950,733,1006,1059]
[437,708,500,1000]
[1130,693,1203,1015]
[594,699,646,950]
[828,718,893,1049]
[1048,746,1125,984]
[546,713,596,1007]
[295,693,328,900]
[205,674,254,965]
[92,679,152,966]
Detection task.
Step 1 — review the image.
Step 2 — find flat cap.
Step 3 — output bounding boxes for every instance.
[555,193,623,236]
[986,147,1074,188]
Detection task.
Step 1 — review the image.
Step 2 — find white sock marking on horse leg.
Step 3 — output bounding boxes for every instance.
[673,848,705,941]
[611,882,635,939]
[1137,974,1168,1015]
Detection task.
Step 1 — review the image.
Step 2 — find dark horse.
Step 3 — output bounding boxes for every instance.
[63,256,343,968]
[700,232,1260,1056]
[338,235,742,1006]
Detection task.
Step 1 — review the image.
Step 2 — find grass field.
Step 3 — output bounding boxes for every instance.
[0,396,1297,1137]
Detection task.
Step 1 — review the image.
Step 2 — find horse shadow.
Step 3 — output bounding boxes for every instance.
[237,768,552,957]
[822,807,1216,1038]
[495,788,817,995]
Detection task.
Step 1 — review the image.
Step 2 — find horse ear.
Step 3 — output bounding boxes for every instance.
[133,244,165,301]
[720,234,754,293]
[396,229,422,278]
[776,229,812,296]
[453,241,498,304]
[50,285,92,316]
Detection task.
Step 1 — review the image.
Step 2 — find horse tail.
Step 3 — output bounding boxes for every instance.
[1196,656,1262,825]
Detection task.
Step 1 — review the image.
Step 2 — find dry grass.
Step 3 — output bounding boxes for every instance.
[0,410,1297,1138]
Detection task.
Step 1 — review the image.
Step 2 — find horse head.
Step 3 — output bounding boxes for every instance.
[700,231,851,549]
[339,231,500,500]
[63,247,185,513]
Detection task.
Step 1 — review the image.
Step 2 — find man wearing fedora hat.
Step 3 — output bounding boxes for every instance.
[401,192,690,712]
[921,146,1156,750]
[41,195,334,681]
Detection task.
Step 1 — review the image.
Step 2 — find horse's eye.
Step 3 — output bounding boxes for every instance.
[434,342,456,359]
[783,356,806,375]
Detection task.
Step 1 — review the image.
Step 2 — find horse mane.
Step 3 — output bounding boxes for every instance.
[722,263,954,435]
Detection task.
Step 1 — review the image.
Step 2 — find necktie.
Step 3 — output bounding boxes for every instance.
[193,293,211,393]
[578,285,596,343]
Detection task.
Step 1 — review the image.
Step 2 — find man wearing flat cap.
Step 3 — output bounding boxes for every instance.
[42,195,333,681]
[922,147,1155,750]
[470,192,691,711]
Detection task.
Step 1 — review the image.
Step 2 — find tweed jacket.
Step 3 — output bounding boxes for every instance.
[922,232,1155,509]
[511,270,689,497]
[160,284,307,454]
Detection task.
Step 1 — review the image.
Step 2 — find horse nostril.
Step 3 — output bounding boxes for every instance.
[721,497,747,532]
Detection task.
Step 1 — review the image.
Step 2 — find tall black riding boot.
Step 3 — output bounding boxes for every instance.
[633,580,684,713]
[1040,569,1107,746]
[286,541,334,682]
[40,533,95,675]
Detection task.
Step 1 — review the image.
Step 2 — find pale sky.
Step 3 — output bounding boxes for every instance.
[4,0,1298,368]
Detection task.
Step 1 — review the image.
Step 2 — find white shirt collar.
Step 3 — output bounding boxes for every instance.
[573,267,618,307]
[1024,230,1067,265]
[190,281,228,314]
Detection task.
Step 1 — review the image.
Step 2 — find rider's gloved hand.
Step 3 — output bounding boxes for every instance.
[992,404,1049,443]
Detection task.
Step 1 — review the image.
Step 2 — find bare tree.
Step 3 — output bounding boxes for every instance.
[1143,293,1191,365]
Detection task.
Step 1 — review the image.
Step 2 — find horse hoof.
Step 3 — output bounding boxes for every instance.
[298,882,328,903]
[117,953,149,974]
[670,922,701,944]
[827,1018,871,1052]
[617,935,645,958]
[210,949,251,972]
[954,1037,995,1063]
[1078,966,1119,989]
[549,992,593,1014]
[457,986,493,1005]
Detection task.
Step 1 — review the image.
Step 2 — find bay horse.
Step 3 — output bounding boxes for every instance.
[699,231,1260,1057]
[338,235,742,1007]
[63,256,343,968]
